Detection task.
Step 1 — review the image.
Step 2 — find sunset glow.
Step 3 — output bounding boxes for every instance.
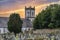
[0,0,59,18]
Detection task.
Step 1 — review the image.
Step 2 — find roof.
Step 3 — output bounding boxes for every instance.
[0,17,33,28]
[25,6,35,10]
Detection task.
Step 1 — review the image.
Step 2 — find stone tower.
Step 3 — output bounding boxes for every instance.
[25,6,35,22]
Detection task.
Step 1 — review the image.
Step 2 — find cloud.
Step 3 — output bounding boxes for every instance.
[0,0,7,1]
[0,0,59,10]
[0,0,60,18]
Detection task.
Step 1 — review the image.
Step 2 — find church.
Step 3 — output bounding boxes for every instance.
[22,6,35,32]
[0,6,35,34]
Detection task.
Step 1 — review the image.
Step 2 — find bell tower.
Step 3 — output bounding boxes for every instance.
[25,6,35,22]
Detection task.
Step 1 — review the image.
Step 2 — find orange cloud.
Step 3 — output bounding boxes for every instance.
[0,3,50,18]
[0,0,59,18]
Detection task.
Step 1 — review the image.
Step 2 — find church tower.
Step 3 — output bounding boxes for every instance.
[25,6,35,22]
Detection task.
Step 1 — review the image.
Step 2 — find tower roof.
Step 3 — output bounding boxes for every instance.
[25,6,35,10]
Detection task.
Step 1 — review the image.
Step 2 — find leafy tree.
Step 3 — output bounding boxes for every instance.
[33,4,60,29]
[33,15,40,30]
[7,13,23,36]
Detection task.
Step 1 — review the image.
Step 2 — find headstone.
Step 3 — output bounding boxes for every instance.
[8,35,15,40]
[12,35,15,40]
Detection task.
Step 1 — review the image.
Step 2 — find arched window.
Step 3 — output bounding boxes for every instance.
[32,12,34,17]
[27,12,30,17]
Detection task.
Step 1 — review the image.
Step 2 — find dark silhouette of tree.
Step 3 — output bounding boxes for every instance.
[7,13,23,36]
[33,4,60,29]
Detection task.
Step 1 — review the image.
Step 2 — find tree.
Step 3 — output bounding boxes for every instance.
[7,13,23,36]
[33,4,60,29]
[33,15,40,30]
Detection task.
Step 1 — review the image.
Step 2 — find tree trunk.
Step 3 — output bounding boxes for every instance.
[14,33,16,37]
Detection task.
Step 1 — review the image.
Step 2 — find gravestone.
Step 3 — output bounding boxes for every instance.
[0,35,3,40]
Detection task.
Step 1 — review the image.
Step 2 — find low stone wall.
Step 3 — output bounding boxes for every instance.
[33,29,60,34]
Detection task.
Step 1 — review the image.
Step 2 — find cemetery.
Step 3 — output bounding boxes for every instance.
[0,29,60,40]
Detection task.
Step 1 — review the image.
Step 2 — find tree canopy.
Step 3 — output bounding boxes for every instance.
[33,4,60,29]
[7,13,23,36]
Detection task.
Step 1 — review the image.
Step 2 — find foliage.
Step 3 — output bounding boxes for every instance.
[7,13,23,36]
[33,4,60,29]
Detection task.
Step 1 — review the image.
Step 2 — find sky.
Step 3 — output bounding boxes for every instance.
[0,0,60,18]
